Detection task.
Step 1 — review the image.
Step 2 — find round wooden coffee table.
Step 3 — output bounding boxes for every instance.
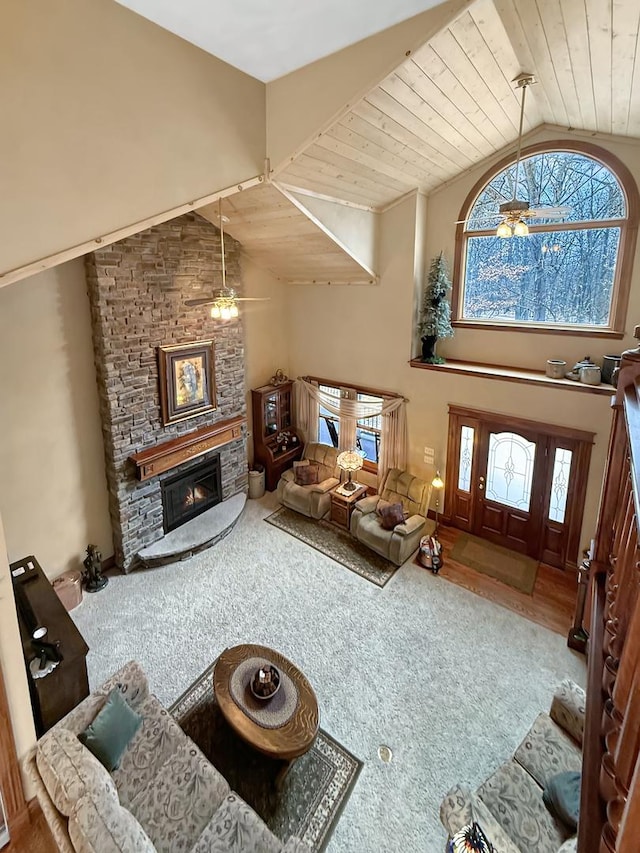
[213,643,319,762]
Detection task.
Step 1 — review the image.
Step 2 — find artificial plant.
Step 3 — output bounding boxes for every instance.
[419,252,454,363]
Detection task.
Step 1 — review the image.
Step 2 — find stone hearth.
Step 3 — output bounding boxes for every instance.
[86,213,248,572]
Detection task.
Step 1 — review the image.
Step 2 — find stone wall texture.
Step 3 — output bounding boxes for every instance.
[85,212,247,571]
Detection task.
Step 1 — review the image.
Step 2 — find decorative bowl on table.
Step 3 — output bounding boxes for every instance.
[250,664,281,700]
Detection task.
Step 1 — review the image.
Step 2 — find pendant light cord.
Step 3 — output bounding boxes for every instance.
[219,197,227,291]
[512,79,528,200]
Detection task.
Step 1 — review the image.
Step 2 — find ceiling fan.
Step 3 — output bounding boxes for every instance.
[458,74,571,236]
[184,198,269,318]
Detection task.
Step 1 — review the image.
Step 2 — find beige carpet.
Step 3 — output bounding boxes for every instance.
[72,492,584,852]
[450,533,539,594]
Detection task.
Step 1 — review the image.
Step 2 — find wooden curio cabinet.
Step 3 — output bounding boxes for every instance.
[251,381,303,491]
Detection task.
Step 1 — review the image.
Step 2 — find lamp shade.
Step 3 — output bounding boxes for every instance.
[431,471,444,490]
[496,221,512,238]
[337,450,364,473]
[513,219,529,237]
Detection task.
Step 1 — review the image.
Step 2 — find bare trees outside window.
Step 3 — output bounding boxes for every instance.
[458,147,636,332]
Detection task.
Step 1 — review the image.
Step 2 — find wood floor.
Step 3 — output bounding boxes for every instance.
[6,808,56,853]
[424,524,578,636]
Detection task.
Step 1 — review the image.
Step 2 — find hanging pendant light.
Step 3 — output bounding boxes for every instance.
[496,74,536,238]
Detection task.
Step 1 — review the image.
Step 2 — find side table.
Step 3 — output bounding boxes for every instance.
[329,484,368,529]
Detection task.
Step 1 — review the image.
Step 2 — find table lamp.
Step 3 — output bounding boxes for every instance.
[431,470,444,533]
[337,449,364,492]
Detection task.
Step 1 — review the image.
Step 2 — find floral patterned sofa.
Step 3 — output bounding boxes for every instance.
[24,661,309,853]
[440,679,585,853]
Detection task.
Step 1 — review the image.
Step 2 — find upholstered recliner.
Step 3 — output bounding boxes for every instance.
[276,443,340,519]
[350,468,433,565]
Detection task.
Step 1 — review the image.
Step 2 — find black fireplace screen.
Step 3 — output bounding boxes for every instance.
[161,456,222,533]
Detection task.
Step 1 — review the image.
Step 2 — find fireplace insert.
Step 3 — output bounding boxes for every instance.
[161,456,222,533]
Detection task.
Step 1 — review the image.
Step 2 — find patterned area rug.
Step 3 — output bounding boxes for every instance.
[450,533,539,594]
[265,507,397,587]
[170,661,362,852]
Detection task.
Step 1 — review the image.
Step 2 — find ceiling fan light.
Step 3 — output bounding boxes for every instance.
[513,219,529,237]
[211,304,221,319]
[220,305,232,320]
[496,221,512,238]
[230,303,239,318]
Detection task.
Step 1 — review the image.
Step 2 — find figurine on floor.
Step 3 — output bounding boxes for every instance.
[82,544,108,592]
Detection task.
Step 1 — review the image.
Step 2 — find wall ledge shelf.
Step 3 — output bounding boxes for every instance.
[408,358,615,396]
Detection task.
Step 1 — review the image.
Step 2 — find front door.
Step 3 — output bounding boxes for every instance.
[475,423,544,556]
[446,406,594,569]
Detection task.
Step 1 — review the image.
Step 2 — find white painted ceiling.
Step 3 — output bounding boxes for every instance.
[114,0,442,81]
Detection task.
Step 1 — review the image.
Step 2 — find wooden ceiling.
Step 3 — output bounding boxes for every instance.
[204,0,640,283]
[275,0,640,208]
[198,184,376,285]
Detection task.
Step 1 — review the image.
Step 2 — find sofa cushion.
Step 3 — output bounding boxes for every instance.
[127,738,230,852]
[513,713,582,790]
[78,688,143,772]
[36,727,118,818]
[543,772,581,832]
[440,785,522,853]
[191,793,283,853]
[550,680,586,746]
[69,792,155,853]
[110,694,195,808]
[378,501,405,530]
[295,462,319,486]
[477,760,570,853]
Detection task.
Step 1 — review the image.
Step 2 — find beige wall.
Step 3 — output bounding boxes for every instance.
[241,254,290,464]
[0,261,112,577]
[0,0,265,278]
[285,177,623,556]
[266,0,471,169]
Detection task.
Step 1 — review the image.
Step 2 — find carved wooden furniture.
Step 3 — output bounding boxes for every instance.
[213,644,319,762]
[573,332,640,852]
[10,556,89,737]
[251,381,302,491]
[330,484,368,529]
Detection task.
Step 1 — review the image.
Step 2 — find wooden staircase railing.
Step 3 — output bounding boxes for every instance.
[577,336,640,852]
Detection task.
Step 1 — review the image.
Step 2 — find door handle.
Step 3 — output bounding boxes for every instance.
[478,476,485,491]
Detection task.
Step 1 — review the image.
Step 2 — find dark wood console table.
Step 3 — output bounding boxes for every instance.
[10,556,89,736]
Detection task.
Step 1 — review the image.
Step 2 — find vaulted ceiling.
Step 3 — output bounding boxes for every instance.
[201,0,640,284]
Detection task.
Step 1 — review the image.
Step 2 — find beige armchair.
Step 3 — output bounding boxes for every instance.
[276,443,340,519]
[350,468,433,565]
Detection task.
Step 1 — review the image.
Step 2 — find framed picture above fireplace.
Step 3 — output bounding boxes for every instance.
[158,340,216,425]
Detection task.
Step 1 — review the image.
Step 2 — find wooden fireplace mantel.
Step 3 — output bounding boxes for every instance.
[129,416,245,481]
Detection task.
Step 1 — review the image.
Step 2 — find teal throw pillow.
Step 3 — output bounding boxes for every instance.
[543,771,581,831]
[78,687,142,772]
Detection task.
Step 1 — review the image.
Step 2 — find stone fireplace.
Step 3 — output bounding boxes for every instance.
[85,212,248,572]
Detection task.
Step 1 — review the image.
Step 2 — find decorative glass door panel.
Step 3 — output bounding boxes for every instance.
[458,425,475,492]
[446,406,593,569]
[485,431,536,511]
[264,394,278,436]
[549,448,573,524]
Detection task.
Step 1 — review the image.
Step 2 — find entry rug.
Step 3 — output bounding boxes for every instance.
[450,532,539,594]
[265,506,398,587]
[170,661,362,852]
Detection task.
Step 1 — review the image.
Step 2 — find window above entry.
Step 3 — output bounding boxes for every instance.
[453,142,639,337]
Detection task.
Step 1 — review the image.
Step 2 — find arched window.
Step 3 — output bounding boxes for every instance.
[453,142,639,335]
